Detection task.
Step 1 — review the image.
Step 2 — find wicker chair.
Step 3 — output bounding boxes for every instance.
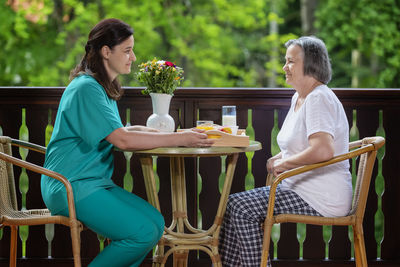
[260,136,385,267]
[0,136,83,267]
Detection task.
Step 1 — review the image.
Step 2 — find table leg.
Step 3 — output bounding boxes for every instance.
[211,153,239,267]
[140,153,240,267]
[170,157,189,266]
[215,153,239,226]
[139,156,161,211]
[172,251,189,267]
[170,157,187,232]
[140,156,164,267]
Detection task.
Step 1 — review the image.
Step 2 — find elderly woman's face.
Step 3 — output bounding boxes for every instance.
[283,45,304,86]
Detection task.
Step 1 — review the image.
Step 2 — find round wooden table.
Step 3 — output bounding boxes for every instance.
[130,141,262,267]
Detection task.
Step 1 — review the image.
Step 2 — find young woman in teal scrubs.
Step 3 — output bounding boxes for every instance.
[41,18,213,267]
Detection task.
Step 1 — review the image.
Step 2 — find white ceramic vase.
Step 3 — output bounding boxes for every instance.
[146,93,175,132]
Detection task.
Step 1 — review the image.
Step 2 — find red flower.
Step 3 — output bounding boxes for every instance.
[165,61,175,67]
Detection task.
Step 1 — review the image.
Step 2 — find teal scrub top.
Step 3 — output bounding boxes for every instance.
[41,74,124,214]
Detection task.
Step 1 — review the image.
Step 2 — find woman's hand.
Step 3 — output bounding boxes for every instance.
[190,127,206,133]
[266,153,282,174]
[267,132,334,177]
[179,130,214,147]
[271,159,287,177]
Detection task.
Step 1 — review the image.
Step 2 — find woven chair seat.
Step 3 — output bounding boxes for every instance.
[1,208,50,218]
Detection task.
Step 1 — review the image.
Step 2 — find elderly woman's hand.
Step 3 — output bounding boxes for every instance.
[266,153,282,174]
[266,158,276,173]
[271,159,288,177]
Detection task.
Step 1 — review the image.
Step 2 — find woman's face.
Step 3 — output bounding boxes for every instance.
[282,44,305,87]
[103,35,136,80]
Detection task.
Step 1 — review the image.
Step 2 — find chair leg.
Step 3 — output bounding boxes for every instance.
[9,226,18,267]
[260,220,273,267]
[353,224,367,267]
[70,221,82,267]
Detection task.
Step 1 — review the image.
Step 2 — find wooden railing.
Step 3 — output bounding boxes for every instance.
[0,87,400,267]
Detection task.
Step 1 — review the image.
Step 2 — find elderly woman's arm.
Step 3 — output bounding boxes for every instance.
[271,132,334,177]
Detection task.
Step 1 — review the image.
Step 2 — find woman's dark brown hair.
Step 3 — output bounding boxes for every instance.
[70,18,134,100]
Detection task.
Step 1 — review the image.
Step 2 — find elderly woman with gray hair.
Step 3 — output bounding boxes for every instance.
[218,36,352,266]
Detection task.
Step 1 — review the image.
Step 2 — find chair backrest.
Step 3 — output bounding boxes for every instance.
[0,136,19,216]
[349,137,383,220]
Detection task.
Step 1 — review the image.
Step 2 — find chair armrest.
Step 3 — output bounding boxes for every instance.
[271,142,375,187]
[11,139,46,154]
[265,140,363,186]
[0,151,78,221]
[270,136,384,187]
[264,136,384,220]
[349,140,362,150]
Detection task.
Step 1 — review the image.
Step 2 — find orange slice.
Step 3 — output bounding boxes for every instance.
[196,125,215,131]
[220,127,232,134]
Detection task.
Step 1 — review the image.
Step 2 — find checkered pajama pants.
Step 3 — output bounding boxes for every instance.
[218,185,321,267]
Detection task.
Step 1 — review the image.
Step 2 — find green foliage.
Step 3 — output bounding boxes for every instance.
[1,0,398,88]
[0,0,297,88]
[315,0,400,88]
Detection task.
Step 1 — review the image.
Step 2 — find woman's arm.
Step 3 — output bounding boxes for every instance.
[126,125,159,132]
[106,127,214,150]
[271,132,334,177]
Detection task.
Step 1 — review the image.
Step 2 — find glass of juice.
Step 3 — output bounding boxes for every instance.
[196,120,214,131]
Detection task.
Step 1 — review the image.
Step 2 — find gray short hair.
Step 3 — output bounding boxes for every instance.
[285,36,332,84]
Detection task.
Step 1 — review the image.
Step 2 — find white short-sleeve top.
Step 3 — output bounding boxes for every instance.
[278,85,352,217]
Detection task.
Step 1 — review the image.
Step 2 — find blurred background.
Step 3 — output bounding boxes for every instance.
[1,0,399,88]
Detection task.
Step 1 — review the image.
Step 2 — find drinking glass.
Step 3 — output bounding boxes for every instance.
[222,106,237,126]
[196,120,214,131]
[196,120,214,127]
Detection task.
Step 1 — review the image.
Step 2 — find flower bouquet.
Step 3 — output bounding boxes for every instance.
[136,58,184,95]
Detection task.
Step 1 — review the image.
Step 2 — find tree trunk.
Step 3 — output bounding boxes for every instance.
[351,35,363,88]
[268,0,278,88]
[300,0,318,35]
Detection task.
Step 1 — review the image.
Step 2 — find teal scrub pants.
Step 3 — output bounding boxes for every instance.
[57,185,164,267]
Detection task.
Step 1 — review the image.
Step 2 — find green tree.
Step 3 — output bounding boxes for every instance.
[1,0,302,88]
[315,0,400,88]
[4,0,397,89]
[0,1,55,85]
